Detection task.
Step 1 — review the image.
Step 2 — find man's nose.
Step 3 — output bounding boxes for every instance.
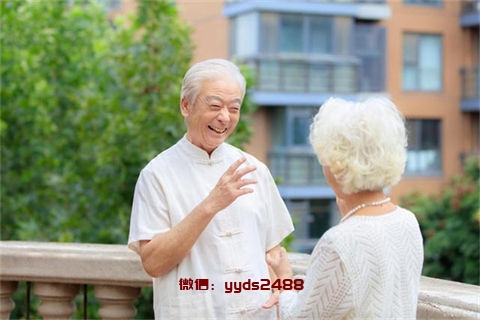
[217,107,230,122]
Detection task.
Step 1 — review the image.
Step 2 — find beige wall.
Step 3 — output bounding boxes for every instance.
[244,108,271,164]
[385,0,467,200]
[118,0,475,202]
[176,0,474,201]
[117,0,229,64]
[176,0,229,64]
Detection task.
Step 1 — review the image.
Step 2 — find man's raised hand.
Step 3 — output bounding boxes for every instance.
[204,157,257,214]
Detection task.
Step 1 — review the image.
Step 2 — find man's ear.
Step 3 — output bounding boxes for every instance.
[180,97,190,117]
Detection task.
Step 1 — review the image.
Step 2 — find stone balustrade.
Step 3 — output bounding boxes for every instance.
[0,241,479,319]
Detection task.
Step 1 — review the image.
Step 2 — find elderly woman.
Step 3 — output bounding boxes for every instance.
[264,97,424,319]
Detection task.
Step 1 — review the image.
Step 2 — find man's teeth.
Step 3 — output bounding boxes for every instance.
[209,126,227,134]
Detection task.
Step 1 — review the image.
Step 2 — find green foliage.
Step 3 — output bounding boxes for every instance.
[1,0,256,243]
[1,0,258,317]
[401,156,480,285]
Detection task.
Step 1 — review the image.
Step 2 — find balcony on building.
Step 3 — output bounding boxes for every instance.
[460,0,480,27]
[224,0,390,107]
[461,65,480,112]
[223,0,390,201]
[459,0,479,113]
[268,145,334,198]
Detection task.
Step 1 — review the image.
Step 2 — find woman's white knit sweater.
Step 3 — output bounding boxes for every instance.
[279,207,424,319]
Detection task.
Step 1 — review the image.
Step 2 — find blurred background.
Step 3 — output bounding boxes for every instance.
[1,0,479,318]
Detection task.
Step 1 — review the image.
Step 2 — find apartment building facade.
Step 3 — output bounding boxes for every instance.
[115,0,479,252]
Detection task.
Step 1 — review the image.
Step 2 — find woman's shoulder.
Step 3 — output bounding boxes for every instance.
[317,224,355,249]
[320,206,421,246]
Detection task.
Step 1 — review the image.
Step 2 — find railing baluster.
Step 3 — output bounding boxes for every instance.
[34,282,80,320]
[83,284,88,320]
[0,281,18,319]
[94,285,141,320]
[26,281,31,320]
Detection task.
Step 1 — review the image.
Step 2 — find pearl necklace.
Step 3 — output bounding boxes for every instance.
[340,197,391,223]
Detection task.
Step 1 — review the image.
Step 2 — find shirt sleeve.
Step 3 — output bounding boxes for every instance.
[261,163,295,251]
[127,167,171,254]
[278,244,353,320]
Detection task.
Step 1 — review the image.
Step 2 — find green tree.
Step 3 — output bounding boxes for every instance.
[401,157,480,285]
[1,0,256,318]
[0,0,258,243]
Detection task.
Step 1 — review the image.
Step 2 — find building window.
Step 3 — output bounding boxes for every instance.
[354,23,386,92]
[403,33,443,91]
[279,15,303,53]
[291,108,316,146]
[260,13,334,55]
[268,107,325,186]
[404,0,442,6]
[253,13,363,93]
[405,119,442,175]
[309,18,332,54]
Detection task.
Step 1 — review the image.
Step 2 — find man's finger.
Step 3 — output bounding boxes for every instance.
[225,157,247,175]
[237,178,258,189]
[233,164,257,181]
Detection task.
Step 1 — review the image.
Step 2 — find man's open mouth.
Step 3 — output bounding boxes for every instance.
[208,125,227,134]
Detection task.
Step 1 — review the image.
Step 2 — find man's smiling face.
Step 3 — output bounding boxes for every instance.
[181,77,243,155]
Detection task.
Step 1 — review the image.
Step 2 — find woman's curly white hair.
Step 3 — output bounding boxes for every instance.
[309,97,407,195]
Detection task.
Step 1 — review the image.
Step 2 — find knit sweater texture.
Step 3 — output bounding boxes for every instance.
[279,207,424,319]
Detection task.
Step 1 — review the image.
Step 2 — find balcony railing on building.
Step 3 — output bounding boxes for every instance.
[460,65,480,112]
[245,55,361,94]
[268,148,326,186]
[1,241,480,319]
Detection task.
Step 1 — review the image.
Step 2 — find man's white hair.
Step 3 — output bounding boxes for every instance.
[180,58,246,104]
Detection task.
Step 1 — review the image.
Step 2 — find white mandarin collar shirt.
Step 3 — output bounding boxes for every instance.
[129,136,294,319]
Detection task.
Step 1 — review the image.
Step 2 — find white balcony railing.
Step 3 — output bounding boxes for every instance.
[1,241,479,319]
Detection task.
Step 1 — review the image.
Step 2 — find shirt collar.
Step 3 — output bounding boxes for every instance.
[179,135,225,165]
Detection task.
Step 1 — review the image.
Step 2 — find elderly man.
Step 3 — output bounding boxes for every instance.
[128,58,294,319]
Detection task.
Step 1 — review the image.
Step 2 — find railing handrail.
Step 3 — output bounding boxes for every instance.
[0,241,151,287]
[460,65,479,100]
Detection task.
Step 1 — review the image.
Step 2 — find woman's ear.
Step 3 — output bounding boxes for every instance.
[180,97,190,117]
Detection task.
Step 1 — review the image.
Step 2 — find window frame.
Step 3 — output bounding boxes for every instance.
[403,0,443,7]
[260,12,335,55]
[402,32,443,92]
[405,119,443,176]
